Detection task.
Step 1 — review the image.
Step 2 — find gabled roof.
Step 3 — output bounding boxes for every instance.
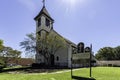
[34,6,54,21]
[52,30,77,47]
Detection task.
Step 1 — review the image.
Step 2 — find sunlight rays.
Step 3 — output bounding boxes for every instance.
[60,0,86,13]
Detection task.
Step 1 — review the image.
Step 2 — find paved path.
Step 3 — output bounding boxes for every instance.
[28,68,81,75]
[50,68,80,74]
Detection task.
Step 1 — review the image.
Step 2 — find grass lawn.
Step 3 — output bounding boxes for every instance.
[0,67,120,80]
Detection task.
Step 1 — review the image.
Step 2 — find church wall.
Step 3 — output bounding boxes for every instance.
[68,44,72,68]
[54,45,68,67]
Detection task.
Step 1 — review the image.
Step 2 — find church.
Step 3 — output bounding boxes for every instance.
[34,1,96,68]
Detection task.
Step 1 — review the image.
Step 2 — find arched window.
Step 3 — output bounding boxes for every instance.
[56,56,59,61]
[77,42,84,53]
[85,47,91,53]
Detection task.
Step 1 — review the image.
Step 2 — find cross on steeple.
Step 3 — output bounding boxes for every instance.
[42,0,45,7]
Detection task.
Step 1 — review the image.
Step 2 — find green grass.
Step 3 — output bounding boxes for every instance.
[73,67,120,80]
[0,67,120,80]
[3,66,24,70]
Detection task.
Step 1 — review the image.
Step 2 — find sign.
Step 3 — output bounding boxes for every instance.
[73,53,90,60]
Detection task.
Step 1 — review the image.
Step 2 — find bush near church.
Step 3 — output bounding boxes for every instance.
[0,64,4,71]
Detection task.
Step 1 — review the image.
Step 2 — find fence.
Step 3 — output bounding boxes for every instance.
[97,60,120,67]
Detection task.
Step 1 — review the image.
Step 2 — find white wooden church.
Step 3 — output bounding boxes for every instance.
[34,1,96,68]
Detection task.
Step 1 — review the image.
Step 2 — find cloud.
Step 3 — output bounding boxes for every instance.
[17,0,37,11]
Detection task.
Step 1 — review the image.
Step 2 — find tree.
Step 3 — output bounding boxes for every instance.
[20,32,66,65]
[9,49,21,64]
[2,47,13,66]
[0,39,4,65]
[37,32,66,65]
[1,47,21,66]
[47,32,66,55]
[95,47,115,60]
[0,39,4,53]
[20,33,36,58]
[0,39,21,66]
[114,46,120,60]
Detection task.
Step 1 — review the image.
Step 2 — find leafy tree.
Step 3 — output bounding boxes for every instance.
[0,39,21,66]
[114,46,120,60]
[0,39,4,53]
[2,47,13,66]
[9,49,21,64]
[47,32,66,55]
[37,32,66,65]
[20,32,66,65]
[1,47,21,66]
[95,47,115,60]
[0,39,4,65]
[0,39,3,45]
[20,33,36,58]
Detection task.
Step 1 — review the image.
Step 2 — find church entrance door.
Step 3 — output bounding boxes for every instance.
[50,54,55,66]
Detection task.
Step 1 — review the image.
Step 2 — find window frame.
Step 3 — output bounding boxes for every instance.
[38,18,41,27]
[45,18,50,27]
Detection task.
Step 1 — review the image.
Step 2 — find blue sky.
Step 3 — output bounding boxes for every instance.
[0,0,120,57]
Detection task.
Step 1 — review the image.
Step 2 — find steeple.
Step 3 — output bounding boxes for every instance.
[42,0,45,8]
[34,0,54,33]
[34,7,54,21]
[34,0,54,21]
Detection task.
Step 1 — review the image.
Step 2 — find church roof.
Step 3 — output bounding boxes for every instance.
[52,30,77,47]
[34,6,54,21]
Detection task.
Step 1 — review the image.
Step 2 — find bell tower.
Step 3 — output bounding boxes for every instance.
[34,0,54,63]
[34,0,54,38]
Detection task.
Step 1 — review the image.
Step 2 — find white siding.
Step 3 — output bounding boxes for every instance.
[55,46,68,67]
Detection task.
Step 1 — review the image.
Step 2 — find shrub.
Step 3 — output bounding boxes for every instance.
[0,65,4,71]
[108,64,113,67]
[32,63,46,68]
[113,64,120,67]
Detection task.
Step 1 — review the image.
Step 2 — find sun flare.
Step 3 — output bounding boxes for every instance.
[62,0,77,6]
[61,0,85,9]
[62,0,85,6]
[60,0,86,13]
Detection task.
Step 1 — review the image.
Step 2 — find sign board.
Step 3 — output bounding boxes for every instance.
[73,53,90,60]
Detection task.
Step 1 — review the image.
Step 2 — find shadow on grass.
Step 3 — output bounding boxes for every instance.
[0,66,68,73]
[72,76,96,80]
[0,67,31,73]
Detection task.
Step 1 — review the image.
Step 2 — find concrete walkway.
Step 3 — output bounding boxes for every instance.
[50,68,80,74]
[27,68,81,75]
